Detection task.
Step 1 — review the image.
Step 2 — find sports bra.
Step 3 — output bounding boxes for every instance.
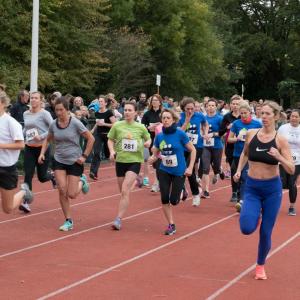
[248,130,279,165]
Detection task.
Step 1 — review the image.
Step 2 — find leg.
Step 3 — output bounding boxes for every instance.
[23,146,37,190]
[36,147,52,183]
[1,188,25,214]
[90,134,101,178]
[201,147,211,194]
[185,152,199,196]
[55,170,70,219]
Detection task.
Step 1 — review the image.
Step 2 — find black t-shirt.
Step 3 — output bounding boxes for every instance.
[95,110,114,134]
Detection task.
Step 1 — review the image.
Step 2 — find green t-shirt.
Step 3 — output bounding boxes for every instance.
[108,120,150,163]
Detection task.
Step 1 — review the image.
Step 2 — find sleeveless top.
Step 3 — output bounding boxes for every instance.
[248,130,278,165]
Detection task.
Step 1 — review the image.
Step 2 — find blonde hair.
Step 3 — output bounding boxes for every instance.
[0,91,11,107]
[239,100,251,112]
[263,100,282,117]
[161,108,179,123]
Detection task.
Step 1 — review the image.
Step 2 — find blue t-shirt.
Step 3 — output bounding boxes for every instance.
[154,128,190,176]
[178,112,206,148]
[231,119,262,157]
[205,114,223,149]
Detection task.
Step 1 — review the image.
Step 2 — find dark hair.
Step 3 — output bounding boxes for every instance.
[180,97,195,111]
[124,101,137,111]
[55,96,70,111]
[208,98,218,106]
[291,109,300,116]
[149,94,162,111]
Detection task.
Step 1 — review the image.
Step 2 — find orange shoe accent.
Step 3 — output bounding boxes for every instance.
[255,265,267,280]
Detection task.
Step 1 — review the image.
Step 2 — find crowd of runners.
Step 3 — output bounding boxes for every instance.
[0,84,299,281]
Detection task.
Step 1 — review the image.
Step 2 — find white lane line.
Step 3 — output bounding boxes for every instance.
[206,231,300,300]
[0,185,231,258]
[37,212,238,300]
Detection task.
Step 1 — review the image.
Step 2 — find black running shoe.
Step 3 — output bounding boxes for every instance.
[219,171,225,180]
[201,190,210,199]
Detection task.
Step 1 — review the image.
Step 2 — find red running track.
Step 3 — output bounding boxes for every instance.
[0,163,300,300]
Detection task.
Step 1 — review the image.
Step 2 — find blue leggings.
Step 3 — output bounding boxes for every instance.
[239,176,282,265]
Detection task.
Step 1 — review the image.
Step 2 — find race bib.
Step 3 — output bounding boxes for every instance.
[204,138,214,147]
[162,154,178,167]
[122,139,138,152]
[238,129,247,142]
[291,150,300,165]
[26,128,39,142]
[187,132,199,145]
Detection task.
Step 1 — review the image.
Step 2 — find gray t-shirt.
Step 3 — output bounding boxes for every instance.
[49,117,87,165]
[23,109,53,145]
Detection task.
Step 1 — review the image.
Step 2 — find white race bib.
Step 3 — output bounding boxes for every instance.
[291,150,300,165]
[26,128,39,142]
[204,138,215,147]
[187,132,198,145]
[162,154,178,167]
[122,139,138,152]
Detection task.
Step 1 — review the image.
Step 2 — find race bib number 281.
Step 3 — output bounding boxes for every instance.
[122,139,138,152]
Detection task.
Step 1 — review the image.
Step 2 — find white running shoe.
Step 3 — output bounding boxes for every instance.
[192,195,201,206]
[151,183,160,192]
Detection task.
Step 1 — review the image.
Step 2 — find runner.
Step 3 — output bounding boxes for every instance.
[219,95,241,202]
[278,109,300,215]
[0,91,33,213]
[108,101,151,230]
[234,100,294,280]
[178,97,207,206]
[227,101,262,212]
[89,95,116,180]
[202,98,225,198]
[19,91,56,213]
[149,108,196,235]
[141,94,162,191]
[38,97,94,231]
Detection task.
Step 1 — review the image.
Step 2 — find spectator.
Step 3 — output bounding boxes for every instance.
[10,89,30,127]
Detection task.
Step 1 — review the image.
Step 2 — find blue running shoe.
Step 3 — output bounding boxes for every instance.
[59,220,73,231]
[143,177,149,186]
[80,174,89,194]
[112,217,122,230]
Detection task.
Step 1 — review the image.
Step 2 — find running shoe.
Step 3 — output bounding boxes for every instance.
[20,183,33,204]
[59,220,73,231]
[212,174,219,184]
[89,172,98,180]
[255,265,267,280]
[288,206,296,216]
[112,217,122,230]
[196,175,201,183]
[50,172,57,189]
[143,177,149,186]
[235,200,243,213]
[201,191,210,199]
[151,183,160,192]
[136,175,143,188]
[19,202,31,213]
[181,189,189,201]
[219,171,225,180]
[230,192,238,203]
[164,224,176,235]
[225,170,231,179]
[192,195,201,206]
[80,174,89,194]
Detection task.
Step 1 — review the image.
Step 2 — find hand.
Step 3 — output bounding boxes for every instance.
[76,156,86,165]
[204,133,213,140]
[148,123,158,132]
[144,139,151,148]
[109,151,116,162]
[184,167,193,177]
[33,135,42,142]
[267,147,281,161]
[38,154,45,164]
[148,155,157,165]
[233,171,241,183]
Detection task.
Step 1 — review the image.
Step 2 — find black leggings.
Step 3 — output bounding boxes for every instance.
[280,164,300,204]
[24,145,52,190]
[158,169,185,205]
[231,157,240,194]
[90,133,109,176]
[184,149,202,196]
[202,147,223,175]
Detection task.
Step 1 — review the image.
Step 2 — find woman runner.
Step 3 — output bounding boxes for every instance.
[108,102,151,230]
[38,97,94,231]
[234,101,294,280]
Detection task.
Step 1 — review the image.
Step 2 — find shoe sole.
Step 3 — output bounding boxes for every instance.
[255,275,267,280]
[59,227,73,232]
[19,205,31,213]
[165,230,176,235]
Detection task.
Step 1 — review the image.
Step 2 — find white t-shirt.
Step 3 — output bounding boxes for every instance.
[278,123,300,165]
[0,113,24,167]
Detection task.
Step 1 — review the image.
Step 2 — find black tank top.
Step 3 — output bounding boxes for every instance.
[248,130,278,165]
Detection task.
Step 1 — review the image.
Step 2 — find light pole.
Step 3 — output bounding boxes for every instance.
[30,0,39,92]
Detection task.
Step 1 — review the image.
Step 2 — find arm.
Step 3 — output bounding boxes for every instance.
[227,131,238,143]
[76,131,95,165]
[180,113,192,131]
[218,114,229,137]
[148,147,159,164]
[108,139,116,161]
[38,134,53,164]
[185,142,196,176]
[103,115,116,128]
[0,140,24,150]
[268,136,295,175]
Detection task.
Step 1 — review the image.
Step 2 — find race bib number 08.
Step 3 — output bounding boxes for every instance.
[26,128,39,142]
[122,139,138,152]
[162,154,178,167]
[204,138,214,147]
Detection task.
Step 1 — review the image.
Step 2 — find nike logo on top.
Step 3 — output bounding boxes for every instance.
[256,147,268,152]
